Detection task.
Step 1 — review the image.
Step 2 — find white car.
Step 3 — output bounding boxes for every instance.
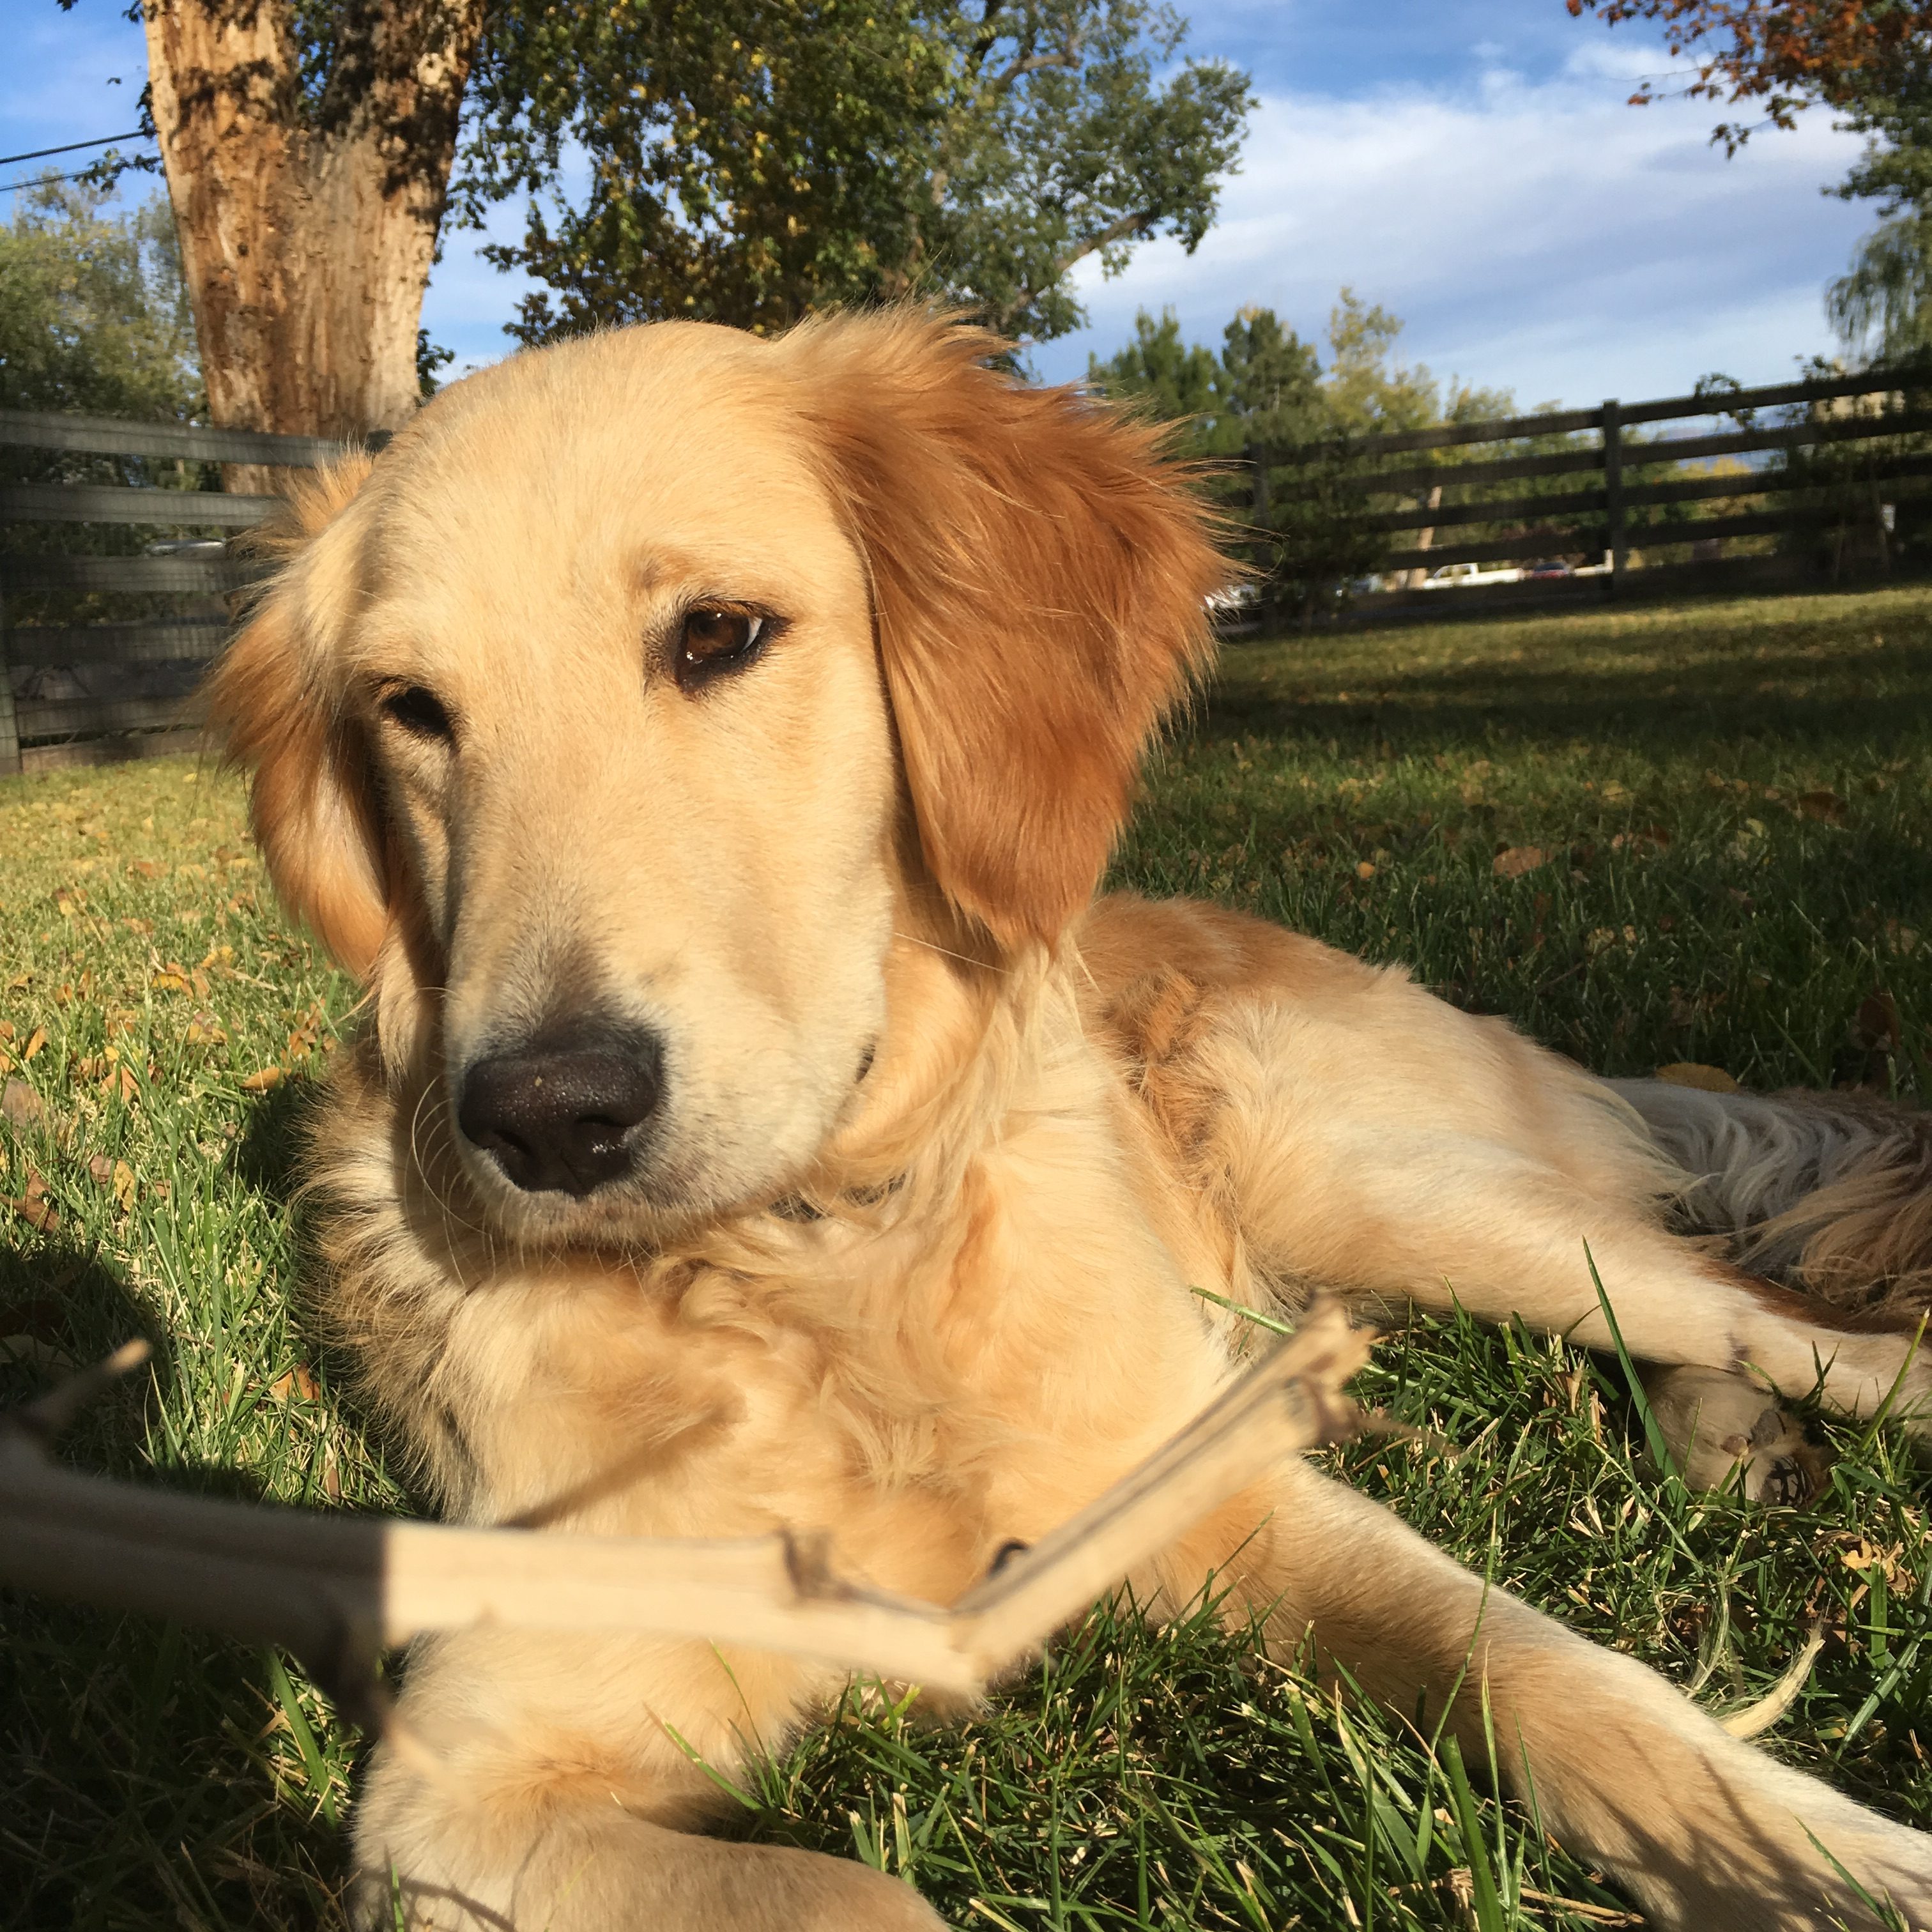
[1419,561,1523,589]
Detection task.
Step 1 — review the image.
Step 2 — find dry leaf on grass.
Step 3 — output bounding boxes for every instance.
[1795,789,1849,825]
[20,1028,46,1065]
[1492,846,1547,879]
[1855,990,1901,1052]
[240,1067,282,1094]
[1,1080,43,1132]
[1655,1062,1739,1093]
[268,1364,321,1404]
[6,1172,57,1232]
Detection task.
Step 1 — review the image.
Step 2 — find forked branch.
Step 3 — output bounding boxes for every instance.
[1,1301,1371,1698]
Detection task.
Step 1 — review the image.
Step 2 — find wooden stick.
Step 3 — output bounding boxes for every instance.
[0,1300,1370,1697]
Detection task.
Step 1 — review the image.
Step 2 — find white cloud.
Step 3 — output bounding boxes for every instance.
[1036,70,1874,409]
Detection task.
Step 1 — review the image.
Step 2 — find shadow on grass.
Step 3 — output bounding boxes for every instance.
[233,1071,323,1209]
[0,1190,355,1927]
[1211,631,1932,758]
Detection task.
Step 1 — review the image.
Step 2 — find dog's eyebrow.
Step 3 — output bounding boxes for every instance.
[631,544,715,595]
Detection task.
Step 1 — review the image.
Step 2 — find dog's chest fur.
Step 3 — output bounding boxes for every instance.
[310,991,1238,1613]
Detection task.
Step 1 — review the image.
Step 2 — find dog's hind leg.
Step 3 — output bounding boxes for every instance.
[1190,1008,1931,1443]
[1233,1116,1929,1436]
[1200,1458,1932,1932]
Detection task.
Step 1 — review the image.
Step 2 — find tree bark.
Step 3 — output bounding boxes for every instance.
[142,0,486,492]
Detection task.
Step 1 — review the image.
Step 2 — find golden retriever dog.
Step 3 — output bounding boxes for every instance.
[209,309,1932,1931]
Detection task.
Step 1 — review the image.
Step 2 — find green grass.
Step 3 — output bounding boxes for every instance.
[3,583,1931,1929]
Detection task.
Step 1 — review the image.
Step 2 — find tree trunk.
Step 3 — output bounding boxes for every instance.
[142,0,486,493]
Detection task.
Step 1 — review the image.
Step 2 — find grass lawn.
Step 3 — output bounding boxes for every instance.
[3,582,1930,1930]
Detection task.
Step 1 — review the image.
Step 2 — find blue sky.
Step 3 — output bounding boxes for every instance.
[3,0,1879,411]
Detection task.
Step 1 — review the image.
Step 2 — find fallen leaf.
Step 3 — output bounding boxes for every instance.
[269,1363,321,1404]
[1656,1062,1739,1093]
[112,1160,136,1211]
[1855,990,1901,1052]
[1492,846,1548,879]
[1,1080,43,1131]
[21,1027,47,1064]
[6,1172,58,1231]
[1796,789,1849,825]
[240,1066,282,1094]
[86,1153,112,1187]
[0,1335,75,1373]
[128,860,162,880]
[150,966,192,996]
[1354,861,1376,880]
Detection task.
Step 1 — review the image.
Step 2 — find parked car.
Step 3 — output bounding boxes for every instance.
[1521,558,1572,579]
[1419,561,1522,589]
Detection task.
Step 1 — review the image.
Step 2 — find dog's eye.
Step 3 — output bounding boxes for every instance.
[381,685,454,740]
[676,605,770,692]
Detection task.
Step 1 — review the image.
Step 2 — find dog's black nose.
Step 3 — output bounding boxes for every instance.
[457,1031,663,1196]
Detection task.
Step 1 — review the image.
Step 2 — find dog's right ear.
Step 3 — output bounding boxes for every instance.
[206,455,392,981]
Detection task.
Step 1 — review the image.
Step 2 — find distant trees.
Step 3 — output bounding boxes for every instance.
[0,181,200,419]
[1088,295,1513,616]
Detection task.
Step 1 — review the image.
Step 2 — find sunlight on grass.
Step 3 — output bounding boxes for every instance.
[3,583,1929,1928]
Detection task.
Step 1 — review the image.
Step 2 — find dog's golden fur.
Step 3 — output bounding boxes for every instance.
[210,310,1932,1930]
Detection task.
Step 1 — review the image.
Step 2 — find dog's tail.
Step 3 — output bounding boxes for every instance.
[1609,1078,1932,1322]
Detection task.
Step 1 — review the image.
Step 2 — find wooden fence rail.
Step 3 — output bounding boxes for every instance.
[1245,365,1931,610]
[0,413,349,776]
[3,367,1930,769]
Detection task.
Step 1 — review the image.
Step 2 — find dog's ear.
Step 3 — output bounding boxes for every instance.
[206,455,390,980]
[786,311,1227,950]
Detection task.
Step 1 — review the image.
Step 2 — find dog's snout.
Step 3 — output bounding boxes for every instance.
[457,1031,663,1197]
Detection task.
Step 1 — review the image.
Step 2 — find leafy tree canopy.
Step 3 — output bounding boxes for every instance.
[458,0,1253,344]
[0,180,201,418]
[1564,0,1932,149]
[1565,3,1932,370]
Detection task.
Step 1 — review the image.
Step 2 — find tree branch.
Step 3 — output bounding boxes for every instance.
[1000,206,1159,332]
[1,1303,1370,1701]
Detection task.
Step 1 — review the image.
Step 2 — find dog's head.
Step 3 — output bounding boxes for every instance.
[210,312,1224,1243]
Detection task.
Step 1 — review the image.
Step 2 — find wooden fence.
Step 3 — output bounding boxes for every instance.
[3,366,1930,771]
[1247,366,1932,618]
[0,412,348,777]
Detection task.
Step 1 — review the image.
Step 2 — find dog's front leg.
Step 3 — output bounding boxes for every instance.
[1219,1459,1932,1931]
[347,1630,944,1931]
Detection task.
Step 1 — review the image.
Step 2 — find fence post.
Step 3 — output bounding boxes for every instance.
[1601,398,1625,595]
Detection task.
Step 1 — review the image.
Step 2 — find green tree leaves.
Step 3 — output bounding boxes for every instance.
[0,182,201,420]
[457,0,1252,345]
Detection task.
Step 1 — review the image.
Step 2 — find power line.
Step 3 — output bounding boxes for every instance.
[0,131,151,167]
[1,166,119,194]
